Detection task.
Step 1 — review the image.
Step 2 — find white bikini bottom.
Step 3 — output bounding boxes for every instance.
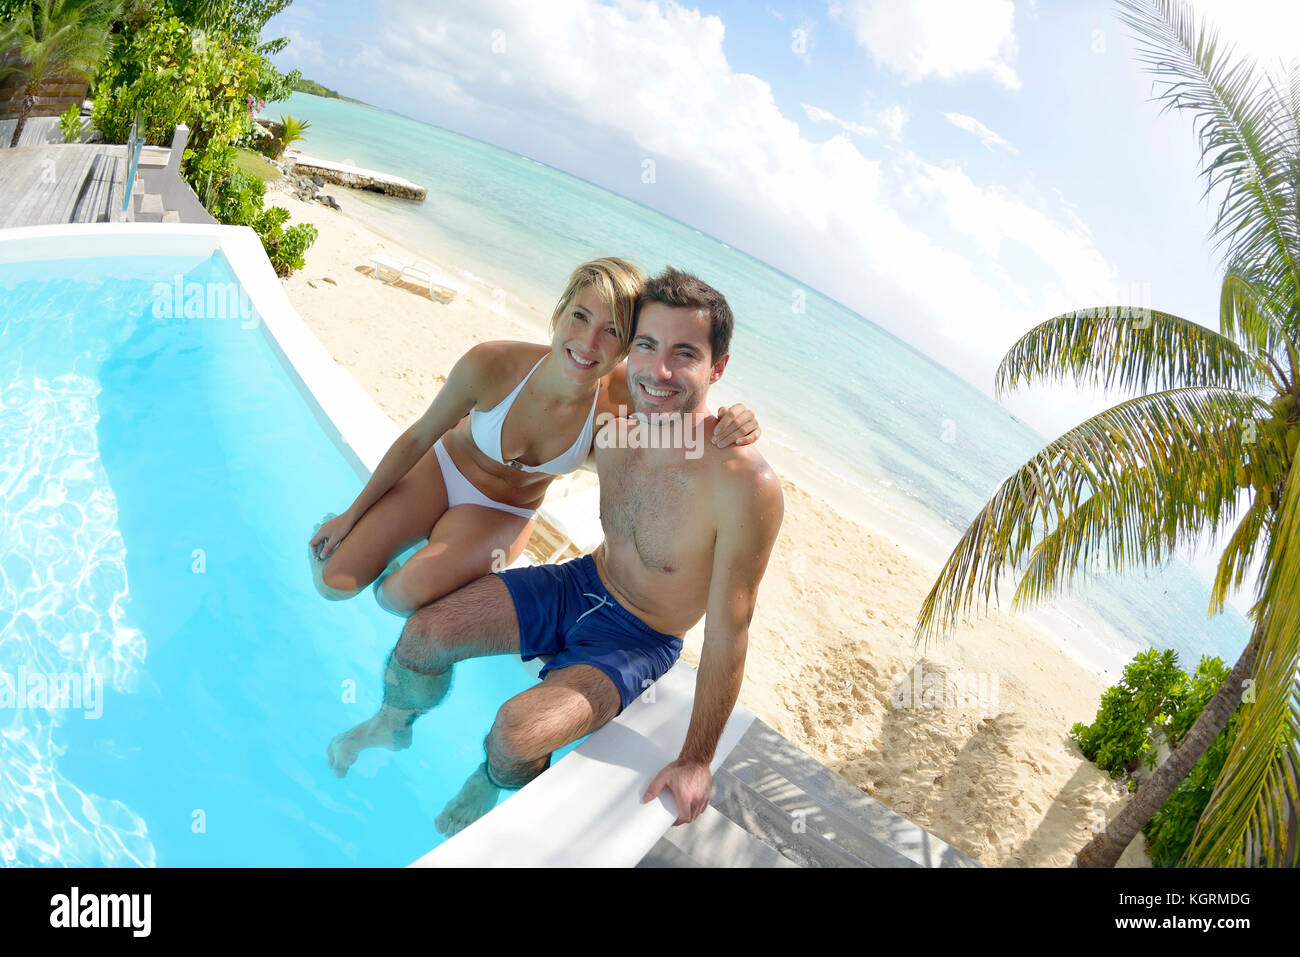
[433,437,538,520]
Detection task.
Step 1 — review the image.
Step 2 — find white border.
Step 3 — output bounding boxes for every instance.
[0,223,754,867]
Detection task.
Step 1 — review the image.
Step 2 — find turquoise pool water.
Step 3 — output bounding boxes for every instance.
[0,250,555,866]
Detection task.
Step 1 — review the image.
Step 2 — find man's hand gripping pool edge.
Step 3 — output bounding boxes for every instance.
[642,757,713,825]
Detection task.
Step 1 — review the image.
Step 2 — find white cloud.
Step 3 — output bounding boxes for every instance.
[829,0,1021,89]
[875,103,908,139]
[284,28,323,66]
[944,111,1019,154]
[802,102,876,137]
[909,157,1112,307]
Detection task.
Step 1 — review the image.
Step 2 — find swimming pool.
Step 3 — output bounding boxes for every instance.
[0,243,559,866]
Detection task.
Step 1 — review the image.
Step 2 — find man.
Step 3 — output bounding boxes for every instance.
[327,267,784,835]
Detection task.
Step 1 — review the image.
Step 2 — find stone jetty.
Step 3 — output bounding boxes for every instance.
[282,150,427,201]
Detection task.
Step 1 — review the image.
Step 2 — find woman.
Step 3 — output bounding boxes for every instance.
[308,257,759,617]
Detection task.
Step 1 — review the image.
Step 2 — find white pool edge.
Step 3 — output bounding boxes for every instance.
[0,223,755,868]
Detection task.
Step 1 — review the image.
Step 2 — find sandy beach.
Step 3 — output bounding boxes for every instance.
[266,181,1151,867]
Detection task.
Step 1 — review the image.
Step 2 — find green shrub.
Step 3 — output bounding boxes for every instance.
[1071,649,1243,866]
[200,150,265,225]
[186,140,315,276]
[59,104,85,143]
[1069,648,1188,775]
[1137,655,1238,866]
[232,121,277,159]
[253,205,317,277]
[1163,656,1233,747]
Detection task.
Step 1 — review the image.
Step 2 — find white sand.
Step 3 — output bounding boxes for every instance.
[266,182,1151,867]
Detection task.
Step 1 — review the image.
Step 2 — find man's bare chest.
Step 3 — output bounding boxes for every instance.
[598,452,709,571]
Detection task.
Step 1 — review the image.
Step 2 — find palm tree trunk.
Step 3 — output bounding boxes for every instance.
[1074,623,1261,867]
[9,90,37,148]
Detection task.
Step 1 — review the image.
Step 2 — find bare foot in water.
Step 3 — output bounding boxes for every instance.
[327,708,415,778]
[435,763,501,836]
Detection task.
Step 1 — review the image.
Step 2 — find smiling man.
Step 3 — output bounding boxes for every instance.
[331,267,784,836]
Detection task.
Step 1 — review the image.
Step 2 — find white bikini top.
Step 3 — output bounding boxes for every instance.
[469,355,600,474]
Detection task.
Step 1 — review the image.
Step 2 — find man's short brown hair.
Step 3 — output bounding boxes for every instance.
[638,267,733,361]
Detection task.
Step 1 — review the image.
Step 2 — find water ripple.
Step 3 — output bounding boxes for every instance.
[0,373,154,866]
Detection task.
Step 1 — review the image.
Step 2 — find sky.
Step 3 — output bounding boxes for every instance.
[265,0,1298,610]
[266,0,1297,433]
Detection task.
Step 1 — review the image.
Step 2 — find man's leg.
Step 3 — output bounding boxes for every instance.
[435,664,622,836]
[327,574,521,777]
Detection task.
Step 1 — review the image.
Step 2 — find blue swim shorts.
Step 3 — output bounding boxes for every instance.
[494,554,683,714]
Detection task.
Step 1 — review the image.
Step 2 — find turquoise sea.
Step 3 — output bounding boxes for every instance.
[269,91,1253,677]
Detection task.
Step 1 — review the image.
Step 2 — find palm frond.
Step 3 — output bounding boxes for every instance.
[915,386,1268,645]
[1117,0,1300,319]
[995,306,1263,398]
[1220,253,1299,370]
[1011,450,1267,614]
[1011,494,1108,611]
[0,0,117,90]
[1209,492,1272,614]
[1184,451,1300,866]
[1284,57,1300,151]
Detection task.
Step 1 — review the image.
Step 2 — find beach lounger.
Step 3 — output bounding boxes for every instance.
[536,485,603,563]
[367,252,468,301]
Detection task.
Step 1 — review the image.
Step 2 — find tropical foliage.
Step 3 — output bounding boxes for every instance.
[57,101,82,140]
[190,139,315,276]
[0,0,314,275]
[161,0,293,55]
[1142,662,1243,867]
[0,0,122,147]
[76,0,315,273]
[1070,649,1194,779]
[291,75,364,104]
[272,111,306,158]
[1070,649,1242,866]
[90,13,294,153]
[915,0,1300,867]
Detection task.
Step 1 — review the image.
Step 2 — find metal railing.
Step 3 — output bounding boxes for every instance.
[120,111,144,215]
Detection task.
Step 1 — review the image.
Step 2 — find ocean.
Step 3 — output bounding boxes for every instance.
[267,90,1254,681]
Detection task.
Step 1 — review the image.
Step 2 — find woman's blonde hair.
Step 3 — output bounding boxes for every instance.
[549,257,646,352]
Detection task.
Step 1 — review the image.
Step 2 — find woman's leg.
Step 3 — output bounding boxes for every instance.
[376,505,536,614]
[318,443,451,597]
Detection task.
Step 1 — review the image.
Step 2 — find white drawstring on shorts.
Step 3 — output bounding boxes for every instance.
[576,592,611,624]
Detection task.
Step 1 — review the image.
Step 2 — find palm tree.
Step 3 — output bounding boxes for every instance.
[0,0,122,148]
[915,0,1299,868]
[273,112,308,159]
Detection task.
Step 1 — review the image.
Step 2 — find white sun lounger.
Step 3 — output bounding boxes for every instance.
[536,485,603,563]
[367,252,468,301]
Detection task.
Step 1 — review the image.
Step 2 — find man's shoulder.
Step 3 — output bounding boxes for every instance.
[709,432,775,478]
[711,441,784,512]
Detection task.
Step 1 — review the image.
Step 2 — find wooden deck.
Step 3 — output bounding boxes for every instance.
[0,144,127,227]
